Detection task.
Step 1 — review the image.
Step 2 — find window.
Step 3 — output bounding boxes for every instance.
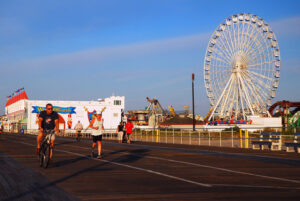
[114,100,121,105]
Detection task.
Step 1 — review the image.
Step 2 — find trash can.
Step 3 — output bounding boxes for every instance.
[21,129,24,134]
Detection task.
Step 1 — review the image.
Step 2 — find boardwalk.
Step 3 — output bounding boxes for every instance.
[0,133,300,201]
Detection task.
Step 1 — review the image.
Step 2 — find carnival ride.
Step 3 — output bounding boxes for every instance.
[146,97,166,115]
[145,97,167,128]
[269,101,300,127]
[203,107,213,122]
[168,105,177,117]
[204,13,281,121]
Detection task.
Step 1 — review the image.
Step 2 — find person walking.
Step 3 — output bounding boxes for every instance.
[89,113,104,159]
[125,120,134,144]
[116,122,124,144]
[74,120,83,141]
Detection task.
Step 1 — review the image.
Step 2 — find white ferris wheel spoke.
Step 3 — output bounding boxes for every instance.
[239,21,247,53]
[219,76,234,115]
[217,28,234,59]
[222,28,235,56]
[240,72,267,110]
[242,23,256,53]
[227,24,237,55]
[237,73,255,115]
[246,72,272,101]
[208,74,234,120]
[247,60,276,67]
[244,27,262,55]
[236,75,246,119]
[210,69,231,74]
[212,45,232,64]
[246,70,273,82]
[210,55,231,65]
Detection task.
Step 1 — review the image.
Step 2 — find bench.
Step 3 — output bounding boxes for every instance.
[285,133,300,153]
[251,132,282,151]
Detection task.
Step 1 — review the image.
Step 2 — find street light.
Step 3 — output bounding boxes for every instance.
[192,73,195,131]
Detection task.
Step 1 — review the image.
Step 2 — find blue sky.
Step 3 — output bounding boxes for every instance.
[0,0,299,116]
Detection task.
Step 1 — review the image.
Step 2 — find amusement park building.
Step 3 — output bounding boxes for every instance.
[4,90,125,132]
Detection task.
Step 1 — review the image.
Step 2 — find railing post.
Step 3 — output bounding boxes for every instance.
[146,130,148,142]
[173,128,174,144]
[198,130,200,145]
[156,129,159,143]
[110,126,112,139]
[189,130,191,145]
[231,127,234,148]
[166,128,167,144]
[208,130,211,146]
[219,131,221,147]
[246,130,249,148]
[152,129,154,142]
[181,129,182,144]
[240,129,243,148]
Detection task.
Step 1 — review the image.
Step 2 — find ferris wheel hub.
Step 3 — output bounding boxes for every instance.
[232,52,248,72]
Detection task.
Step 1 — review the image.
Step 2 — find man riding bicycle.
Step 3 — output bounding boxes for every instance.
[35,103,59,160]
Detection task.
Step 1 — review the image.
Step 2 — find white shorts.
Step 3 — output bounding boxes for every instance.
[118,131,123,140]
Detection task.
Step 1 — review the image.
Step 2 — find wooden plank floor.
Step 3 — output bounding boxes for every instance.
[0,133,300,201]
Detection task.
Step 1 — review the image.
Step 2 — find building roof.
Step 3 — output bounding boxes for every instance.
[5,91,28,107]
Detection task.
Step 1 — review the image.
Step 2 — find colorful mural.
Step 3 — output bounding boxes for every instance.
[32,106,76,114]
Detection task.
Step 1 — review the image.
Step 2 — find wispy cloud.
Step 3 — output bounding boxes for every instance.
[270,16,300,38]
[2,15,299,74]
[283,58,300,76]
[1,33,210,73]
[144,76,189,90]
[0,17,27,38]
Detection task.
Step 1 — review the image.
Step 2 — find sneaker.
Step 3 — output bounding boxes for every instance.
[35,148,40,155]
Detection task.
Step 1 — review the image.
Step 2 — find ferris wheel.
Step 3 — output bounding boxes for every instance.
[204,13,281,120]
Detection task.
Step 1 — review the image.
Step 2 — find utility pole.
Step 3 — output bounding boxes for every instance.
[192,73,195,131]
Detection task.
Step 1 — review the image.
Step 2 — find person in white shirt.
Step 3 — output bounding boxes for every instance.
[89,114,104,159]
[74,120,83,141]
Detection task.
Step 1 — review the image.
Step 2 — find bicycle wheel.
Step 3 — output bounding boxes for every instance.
[42,144,51,168]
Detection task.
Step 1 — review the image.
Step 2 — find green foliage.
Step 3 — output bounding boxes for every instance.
[223,126,240,132]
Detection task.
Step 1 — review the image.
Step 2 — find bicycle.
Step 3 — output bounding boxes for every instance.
[38,129,55,168]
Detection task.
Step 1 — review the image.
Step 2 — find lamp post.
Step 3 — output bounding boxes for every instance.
[192,73,195,131]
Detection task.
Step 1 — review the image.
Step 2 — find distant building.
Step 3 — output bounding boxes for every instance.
[4,90,125,132]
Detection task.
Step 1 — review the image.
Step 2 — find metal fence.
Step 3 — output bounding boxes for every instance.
[131,127,300,150]
[7,127,300,150]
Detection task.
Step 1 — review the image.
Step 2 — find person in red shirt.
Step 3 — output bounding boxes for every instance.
[125,120,134,144]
